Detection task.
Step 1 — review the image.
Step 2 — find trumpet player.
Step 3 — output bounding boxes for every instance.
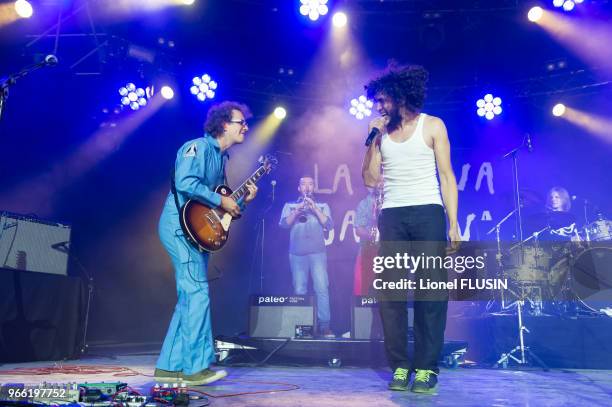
[279,175,334,338]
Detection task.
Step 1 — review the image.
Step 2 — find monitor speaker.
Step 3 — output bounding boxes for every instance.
[249,295,315,338]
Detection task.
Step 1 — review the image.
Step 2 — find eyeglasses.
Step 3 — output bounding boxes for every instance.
[229,119,248,127]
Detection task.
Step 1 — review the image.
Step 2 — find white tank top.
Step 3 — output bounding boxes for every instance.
[380,113,443,209]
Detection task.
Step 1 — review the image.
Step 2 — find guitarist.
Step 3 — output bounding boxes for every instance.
[155,101,258,385]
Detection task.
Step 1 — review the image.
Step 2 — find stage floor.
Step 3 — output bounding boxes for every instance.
[1,345,611,407]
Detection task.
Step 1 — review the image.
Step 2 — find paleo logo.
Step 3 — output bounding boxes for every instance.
[258,296,288,304]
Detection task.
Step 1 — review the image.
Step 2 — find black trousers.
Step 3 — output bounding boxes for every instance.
[377,204,448,372]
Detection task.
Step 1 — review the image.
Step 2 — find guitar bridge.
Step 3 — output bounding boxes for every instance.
[205,213,216,226]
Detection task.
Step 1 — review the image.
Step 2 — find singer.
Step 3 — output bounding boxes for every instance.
[361,64,460,394]
[279,176,335,338]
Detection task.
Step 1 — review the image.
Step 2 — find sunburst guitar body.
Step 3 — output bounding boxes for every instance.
[178,155,276,253]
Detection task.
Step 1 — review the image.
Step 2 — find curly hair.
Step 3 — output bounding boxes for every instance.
[204,101,252,137]
[365,64,429,112]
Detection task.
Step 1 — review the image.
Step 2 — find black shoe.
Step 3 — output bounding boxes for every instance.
[388,367,410,391]
[411,369,438,394]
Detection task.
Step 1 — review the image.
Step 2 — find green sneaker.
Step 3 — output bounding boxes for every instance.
[154,368,181,382]
[388,367,410,391]
[181,368,227,386]
[411,369,438,394]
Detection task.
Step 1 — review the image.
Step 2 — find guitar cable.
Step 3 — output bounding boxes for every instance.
[174,228,223,284]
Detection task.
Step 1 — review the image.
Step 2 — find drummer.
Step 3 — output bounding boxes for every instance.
[544,186,581,242]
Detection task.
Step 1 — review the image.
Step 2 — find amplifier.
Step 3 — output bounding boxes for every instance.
[249,295,314,338]
[351,296,414,340]
[0,212,71,276]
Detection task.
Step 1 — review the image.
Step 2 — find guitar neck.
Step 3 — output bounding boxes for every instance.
[230,166,266,202]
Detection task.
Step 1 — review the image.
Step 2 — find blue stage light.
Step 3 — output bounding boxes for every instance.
[118,83,149,111]
[349,95,373,120]
[553,0,583,11]
[476,94,502,120]
[191,74,217,102]
[299,0,329,22]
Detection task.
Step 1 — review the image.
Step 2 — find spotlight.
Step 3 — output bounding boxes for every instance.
[554,0,582,11]
[552,103,566,117]
[332,12,347,27]
[476,93,502,121]
[190,74,217,102]
[14,0,33,18]
[349,95,373,120]
[182,0,195,5]
[160,86,174,100]
[274,106,287,120]
[299,0,329,22]
[528,6,543,22]
[118,83,150,111]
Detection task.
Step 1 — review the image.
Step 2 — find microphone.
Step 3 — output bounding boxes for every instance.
[271,180,276,201]
[365,127,380,147]
[44,55,58,66]
[526,133,533,152]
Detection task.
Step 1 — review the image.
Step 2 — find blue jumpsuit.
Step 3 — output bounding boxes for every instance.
[156,135,226,375]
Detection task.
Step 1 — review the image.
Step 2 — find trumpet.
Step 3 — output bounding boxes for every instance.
[296,192,313,223]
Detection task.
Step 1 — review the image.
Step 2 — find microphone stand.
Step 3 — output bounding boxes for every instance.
[251,184,275,293]
[1,57,58,122]
[502,133,532,243]
[496,136,547,370]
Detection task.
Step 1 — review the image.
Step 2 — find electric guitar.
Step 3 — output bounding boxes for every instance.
[179,155,276,252]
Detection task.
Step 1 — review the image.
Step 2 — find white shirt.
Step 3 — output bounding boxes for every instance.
[380,113,443,209]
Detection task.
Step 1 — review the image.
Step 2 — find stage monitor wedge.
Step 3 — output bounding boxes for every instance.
[249,295,315,338]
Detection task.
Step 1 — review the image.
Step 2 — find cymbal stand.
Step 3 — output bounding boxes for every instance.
[494,297,548,370]
[493,219,547,368]
[487,208,518,311]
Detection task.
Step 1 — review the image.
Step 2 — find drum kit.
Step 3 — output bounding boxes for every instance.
[488,207,612,317]
[489,137,610,368]
[487,198,611,369]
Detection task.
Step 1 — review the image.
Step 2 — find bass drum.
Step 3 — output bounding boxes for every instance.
[551,247,612,313]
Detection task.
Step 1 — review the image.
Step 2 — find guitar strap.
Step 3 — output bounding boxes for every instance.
[222,152,230,186]
[170,169,181,213]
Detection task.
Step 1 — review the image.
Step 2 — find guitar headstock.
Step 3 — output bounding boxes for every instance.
[259,154,278,174]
